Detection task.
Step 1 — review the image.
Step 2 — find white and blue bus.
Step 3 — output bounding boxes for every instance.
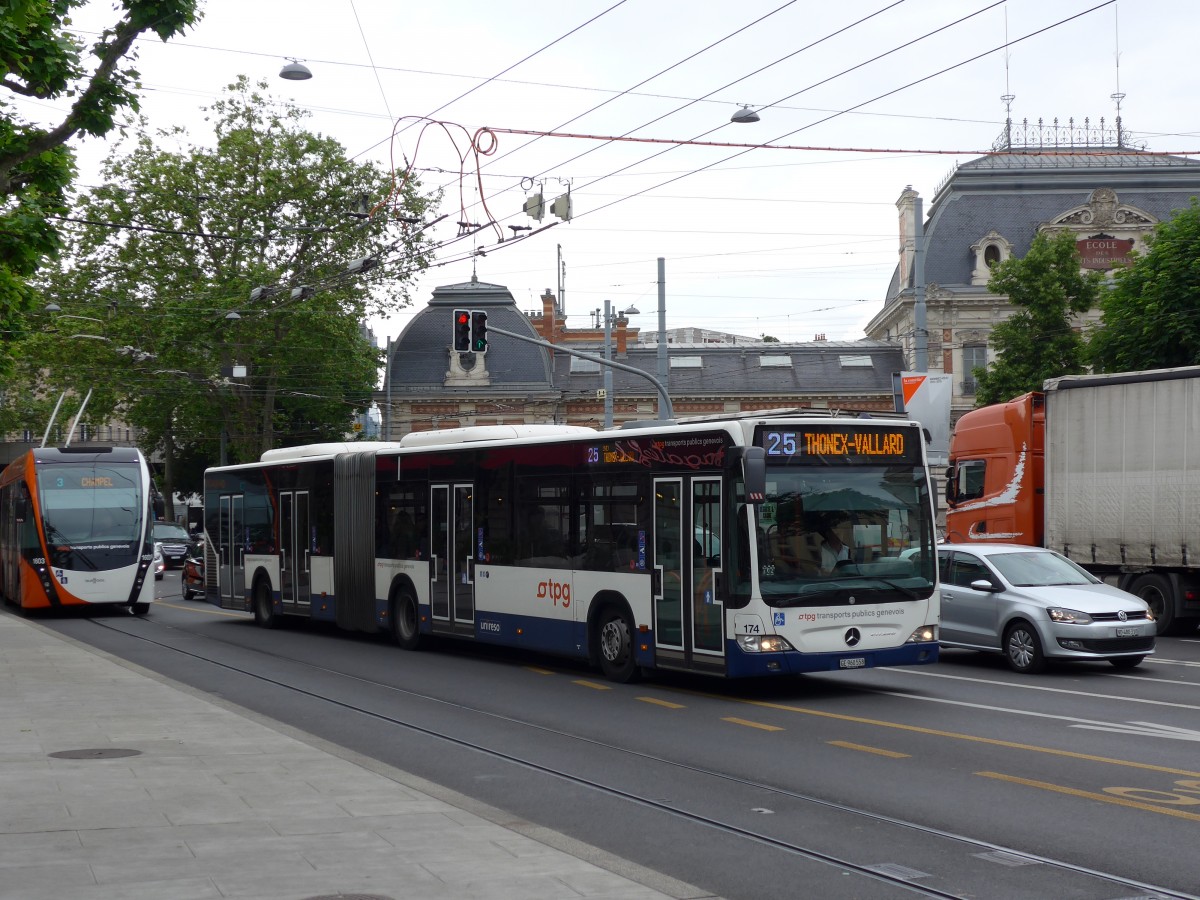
[201,412,939,681]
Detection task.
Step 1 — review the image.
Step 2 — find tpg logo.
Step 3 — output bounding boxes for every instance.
[537,579,571,608]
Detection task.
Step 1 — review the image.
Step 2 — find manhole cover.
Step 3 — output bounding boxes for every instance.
[48,748,142,760]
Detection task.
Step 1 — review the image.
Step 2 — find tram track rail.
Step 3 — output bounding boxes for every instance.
[82,613,1200,900]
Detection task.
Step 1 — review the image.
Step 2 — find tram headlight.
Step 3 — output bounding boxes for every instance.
[906,625,937,643]
[737,634,794,653]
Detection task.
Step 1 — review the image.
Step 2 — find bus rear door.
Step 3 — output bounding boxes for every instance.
[430,483,475,635]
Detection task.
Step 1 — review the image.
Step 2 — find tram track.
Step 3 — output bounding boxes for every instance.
[84,613,1200,900]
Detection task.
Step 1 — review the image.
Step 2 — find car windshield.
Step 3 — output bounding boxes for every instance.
[988,551,1098,587]
[153,523,191,542]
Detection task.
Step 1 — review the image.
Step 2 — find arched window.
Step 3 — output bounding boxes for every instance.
[983,244,1001,267]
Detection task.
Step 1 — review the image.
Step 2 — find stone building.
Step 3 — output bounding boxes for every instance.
[378,279,905,437]
[866,117,1200,420]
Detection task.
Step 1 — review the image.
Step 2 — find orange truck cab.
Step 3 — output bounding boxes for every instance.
[945,392,1044,545]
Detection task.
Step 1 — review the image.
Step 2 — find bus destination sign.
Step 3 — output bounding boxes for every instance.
[585,434,727,471]
[755,425,919,465]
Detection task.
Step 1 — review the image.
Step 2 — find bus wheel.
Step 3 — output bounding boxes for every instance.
[392,589,421,650]
[253,581,279,629]
[597,606,641,683]
[130,603,150,616]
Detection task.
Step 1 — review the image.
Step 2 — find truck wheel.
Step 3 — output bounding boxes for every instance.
[1132,574,1177,635]
[1003,621,1045,674]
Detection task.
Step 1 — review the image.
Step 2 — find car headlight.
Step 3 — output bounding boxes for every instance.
[736,634,795,653]
[907,624,937,643]
[1047,607,1093,624]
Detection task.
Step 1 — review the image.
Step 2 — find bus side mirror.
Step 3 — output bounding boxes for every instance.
[945,466,956,504]
[743,447,766,504]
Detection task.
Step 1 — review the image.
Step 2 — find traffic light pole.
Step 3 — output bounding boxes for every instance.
[482,323,674,421]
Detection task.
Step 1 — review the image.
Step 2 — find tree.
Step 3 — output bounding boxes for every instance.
[1089,200,1200,372]
[972,230,1104,406]
[0,0,201,375]
[19,77,434,509]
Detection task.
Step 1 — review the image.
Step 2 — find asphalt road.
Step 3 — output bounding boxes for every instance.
[36,572,1200,900]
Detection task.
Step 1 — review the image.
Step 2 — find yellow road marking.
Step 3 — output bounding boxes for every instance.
[829,740,909,758]
[723,717,783,732]
[723,696,1200,778]
[154,600,246,618]
[637,696,685,709]
[977,772,1200,822]
[524,666,555,675]
[574,680,612,691]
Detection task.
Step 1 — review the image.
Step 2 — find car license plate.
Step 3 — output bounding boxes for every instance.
[1115,627,1139,637]
[839,657,866,669]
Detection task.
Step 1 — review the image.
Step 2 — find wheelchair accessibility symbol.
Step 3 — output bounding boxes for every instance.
[773,612,785,627]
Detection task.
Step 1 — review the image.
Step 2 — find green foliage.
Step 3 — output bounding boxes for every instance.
[973,231,1104,406]
[1089,200,1200,372]
[0,0,201,379]
[14,77,434,501]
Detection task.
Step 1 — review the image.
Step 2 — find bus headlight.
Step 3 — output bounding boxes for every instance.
[737,634,794,653]
[907,625,937,643]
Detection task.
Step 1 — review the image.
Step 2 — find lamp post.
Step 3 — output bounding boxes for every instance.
[599,301,640,429]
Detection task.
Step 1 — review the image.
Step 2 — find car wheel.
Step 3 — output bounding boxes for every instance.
[1003,621,1045,674]
[130,602,150,616]
[1109,655,1145,670]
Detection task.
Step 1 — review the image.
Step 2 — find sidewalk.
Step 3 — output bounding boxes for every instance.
[0,612,712,900]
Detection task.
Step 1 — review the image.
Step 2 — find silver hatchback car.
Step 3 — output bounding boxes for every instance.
[938,543,1155,673]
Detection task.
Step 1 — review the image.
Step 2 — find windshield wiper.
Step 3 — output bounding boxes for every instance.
[834,574,922,599]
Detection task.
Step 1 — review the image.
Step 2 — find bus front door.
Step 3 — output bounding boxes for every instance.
[278,491,310,611]
[217,494,245,610]
[430,483,475,635]
[653,476,725,673]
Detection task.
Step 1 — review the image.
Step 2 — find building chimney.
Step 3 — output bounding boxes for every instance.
[615,312,629,356]
[896,185,918,288]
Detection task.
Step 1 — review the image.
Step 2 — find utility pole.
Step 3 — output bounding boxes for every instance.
[913,197,928,372]
[656,257,667,418]
[603,299,614,428]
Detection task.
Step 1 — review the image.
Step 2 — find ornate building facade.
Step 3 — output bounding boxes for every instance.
[866,117,1200,421]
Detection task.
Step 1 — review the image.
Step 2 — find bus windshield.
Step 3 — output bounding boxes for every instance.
[754,465,936,605]
[38,461,145,570]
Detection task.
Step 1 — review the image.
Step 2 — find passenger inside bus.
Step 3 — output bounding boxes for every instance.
[770,503,822,576]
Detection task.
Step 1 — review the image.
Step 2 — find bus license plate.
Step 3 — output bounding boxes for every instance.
[1115,627,1139,637]
[839,657,866,669]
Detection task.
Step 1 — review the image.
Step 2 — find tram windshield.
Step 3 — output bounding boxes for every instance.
[753,465,936,605]
[38,461,145,570]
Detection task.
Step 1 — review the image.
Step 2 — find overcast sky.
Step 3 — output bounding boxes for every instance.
[27,0,1200,346]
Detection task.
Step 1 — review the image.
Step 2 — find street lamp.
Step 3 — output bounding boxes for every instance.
[279,58,312,81]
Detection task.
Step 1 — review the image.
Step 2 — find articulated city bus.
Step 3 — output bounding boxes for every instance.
[201,412,939,681]
[0,446,157,614]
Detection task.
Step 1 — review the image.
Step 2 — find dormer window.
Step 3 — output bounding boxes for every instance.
[970,231,1013,285]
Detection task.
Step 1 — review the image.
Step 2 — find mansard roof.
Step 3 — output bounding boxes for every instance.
[889,148,1200,296]
[386,280,904,400]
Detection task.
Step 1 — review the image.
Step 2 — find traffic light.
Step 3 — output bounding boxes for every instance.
[453,309,471,351]
[471,310,488,353]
